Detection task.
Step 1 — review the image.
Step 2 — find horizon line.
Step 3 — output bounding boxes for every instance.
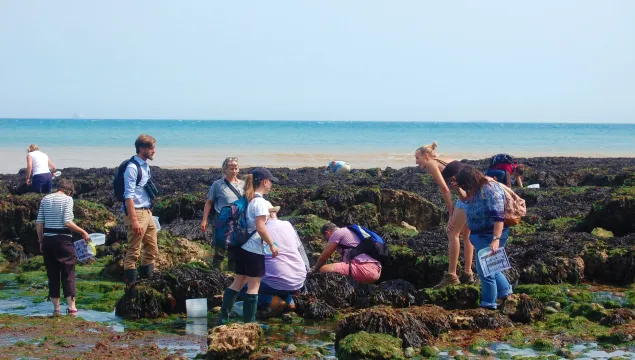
[1,117,634,125]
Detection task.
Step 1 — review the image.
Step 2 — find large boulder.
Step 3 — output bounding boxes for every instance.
[152,192,205,224]
[207,323,263,360]
[576,189,635,236]
[500,294,545,323]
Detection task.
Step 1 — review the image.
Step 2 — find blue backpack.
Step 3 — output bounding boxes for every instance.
[214,197,256,248]
[341,224,390,263]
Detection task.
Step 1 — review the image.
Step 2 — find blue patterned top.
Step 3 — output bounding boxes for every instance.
[465,182,506,235]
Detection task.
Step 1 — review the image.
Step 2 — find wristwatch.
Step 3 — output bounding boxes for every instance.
[492,236,501,241]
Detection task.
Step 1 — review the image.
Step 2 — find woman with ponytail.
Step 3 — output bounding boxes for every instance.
[217,167,279,325]
[415,141,476,288]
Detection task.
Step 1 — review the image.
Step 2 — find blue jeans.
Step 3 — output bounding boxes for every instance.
[240,281,295,309]
[470,229,512,309]
[486,169,508,184]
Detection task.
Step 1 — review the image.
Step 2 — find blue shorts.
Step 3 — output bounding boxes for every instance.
[455,199,468,210]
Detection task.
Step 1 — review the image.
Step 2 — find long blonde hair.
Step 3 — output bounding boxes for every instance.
[243,174,264,201]
[416,141,438,157]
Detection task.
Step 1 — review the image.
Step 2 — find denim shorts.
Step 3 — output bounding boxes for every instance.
[455,199,468,210]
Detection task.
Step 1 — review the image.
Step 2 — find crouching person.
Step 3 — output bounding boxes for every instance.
[36,179,91,315]
[313,223,382,284]
[255,208,309,317]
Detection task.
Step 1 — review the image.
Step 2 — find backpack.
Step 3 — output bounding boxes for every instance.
[113,157,142,202]
[493,182,526,226]
[490,154,518,171]
[341,224,390,263]
[214,197,256,248]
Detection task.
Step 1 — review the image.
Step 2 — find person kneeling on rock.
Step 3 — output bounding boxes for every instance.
[239,207,310,318]
[312,223,382,284]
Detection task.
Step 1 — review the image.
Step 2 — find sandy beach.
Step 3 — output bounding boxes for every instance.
[0,146,630,175]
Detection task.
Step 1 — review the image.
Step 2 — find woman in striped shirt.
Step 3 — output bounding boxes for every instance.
[36,179,91,315]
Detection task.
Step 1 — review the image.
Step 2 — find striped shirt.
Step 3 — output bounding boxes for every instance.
[36,193,74,236]
[328,228,381,267]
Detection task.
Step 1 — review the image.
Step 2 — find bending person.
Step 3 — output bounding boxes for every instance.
[486,153,526,188]
[201,157,245,270]
[217,167,279,325]
[415,141,475,288]
[313,223,381,284]
[35,179,91,315]
[26,144,56,194]
[456,165,513,309]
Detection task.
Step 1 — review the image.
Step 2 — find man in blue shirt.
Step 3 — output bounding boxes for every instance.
[123,134,158,285]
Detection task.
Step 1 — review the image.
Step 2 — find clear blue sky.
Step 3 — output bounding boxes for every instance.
[1,1,633,122]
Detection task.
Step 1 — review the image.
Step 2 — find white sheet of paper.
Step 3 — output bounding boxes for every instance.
[478,247,511,277]
[74,239,93,262]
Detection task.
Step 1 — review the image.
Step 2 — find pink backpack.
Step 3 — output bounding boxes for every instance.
[491,181,526,226]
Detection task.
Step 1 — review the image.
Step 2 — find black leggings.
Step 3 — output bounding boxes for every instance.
[43,235,77,298]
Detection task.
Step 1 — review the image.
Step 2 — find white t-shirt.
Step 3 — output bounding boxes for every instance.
[241,193,272,255]
[29,150,50,176]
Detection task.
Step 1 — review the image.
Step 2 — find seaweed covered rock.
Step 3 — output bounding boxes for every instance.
[449,308,514,330]
[353,280,417,308]
[207,323,263,360]
[582,234,635,285]
[161,219,212,242]
[73,199,117,234]
[115,282,169,319]
[577,189,635,236]
[303,272,355,308]
[336,331,405,360]
[416,285,480,310]
[0,241,27,264]
[569,303,609,322]
[501,294,545,323]
[336,305,450,348]
[601,308,635,326]
[115,264,230,319]
[152,192,205,224]
[294,295,338,320]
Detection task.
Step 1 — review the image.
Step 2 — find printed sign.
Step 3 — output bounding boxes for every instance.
[74,239,94,262]
[478,247,511,277]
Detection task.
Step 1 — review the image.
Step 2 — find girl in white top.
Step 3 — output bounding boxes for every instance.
[25,144,56,193]
[217,167,279,325]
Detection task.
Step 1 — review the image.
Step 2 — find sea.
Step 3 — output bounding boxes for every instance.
[1,119,634,174]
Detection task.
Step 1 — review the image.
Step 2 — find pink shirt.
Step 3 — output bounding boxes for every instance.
[328,228,381,267]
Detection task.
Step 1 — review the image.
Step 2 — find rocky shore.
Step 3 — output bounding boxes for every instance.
[2,156,635,359]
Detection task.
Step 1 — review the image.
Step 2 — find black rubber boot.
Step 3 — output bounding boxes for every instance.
[216,288,239,326]
[243,294,258,323]
[123,269,137,287]
[139,264,154,279]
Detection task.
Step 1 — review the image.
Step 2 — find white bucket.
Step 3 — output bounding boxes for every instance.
[89,233,106,246]
[153,216,161,231]
[233,301,244,316]
[186,298,208,318]
[53,171,62,177]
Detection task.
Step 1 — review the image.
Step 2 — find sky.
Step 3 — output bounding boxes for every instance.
[0,1,634,123]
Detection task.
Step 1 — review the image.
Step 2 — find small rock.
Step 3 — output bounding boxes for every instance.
[329,332,336,341]
[283,344,297,354]
[404,347,416,358]
[628,334,634,342]
[556,348,572,357]
[256,355,272,360]
[479,348,496,357]
[472,347,483,354]
[546,301,561,310]
[211,306,221,314]
[401,221,418,231]
[282,313,294,323]
[545,306,559,314]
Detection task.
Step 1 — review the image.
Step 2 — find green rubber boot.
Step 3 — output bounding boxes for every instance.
[216,288,239,326]
[243,294,258,323]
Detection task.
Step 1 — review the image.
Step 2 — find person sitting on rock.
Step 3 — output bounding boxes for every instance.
[201,157,245,270]
[456,165,513,309]
[312,223,381,284]
[241,207,310,318]
[326,160,351,175]
[415,141,476,288]
[217,167,280,325]
[485,153,526,188]
[35,179,91,315]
